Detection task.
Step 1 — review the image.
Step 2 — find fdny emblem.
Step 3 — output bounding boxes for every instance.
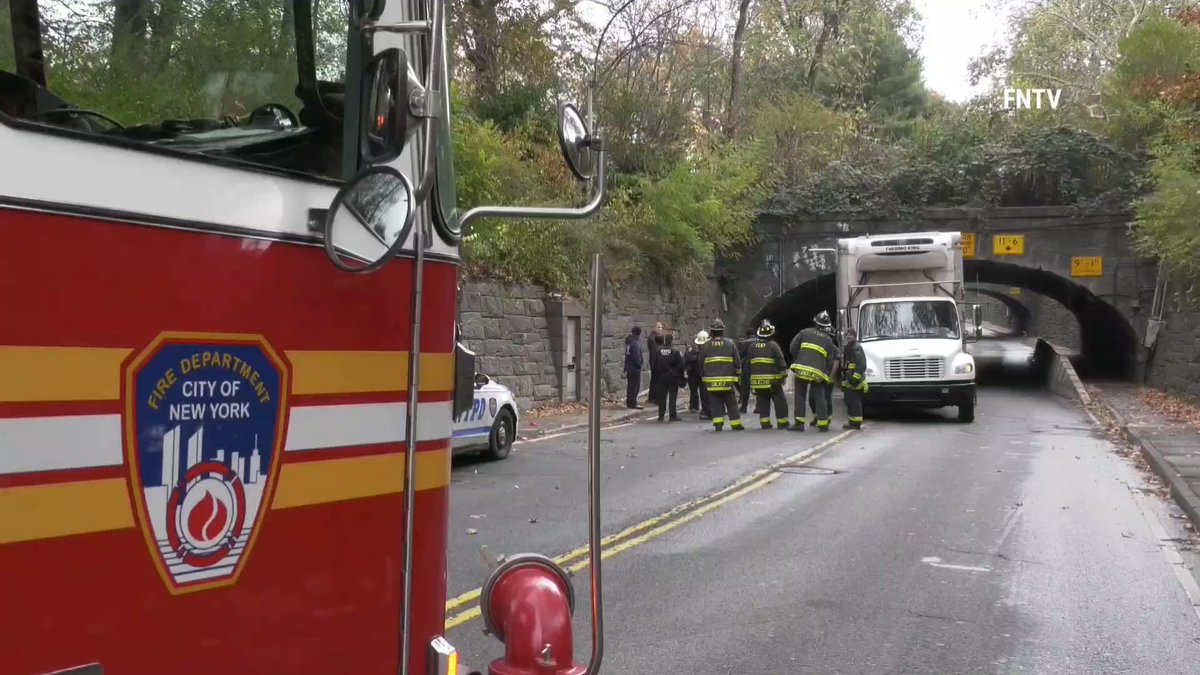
[123,332,290,594]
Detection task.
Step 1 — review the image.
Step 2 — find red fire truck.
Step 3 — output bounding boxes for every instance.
[0,0,606,673]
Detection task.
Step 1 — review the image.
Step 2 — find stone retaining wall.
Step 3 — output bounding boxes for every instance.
[1146,285,1200,401]
[459,279,720,408]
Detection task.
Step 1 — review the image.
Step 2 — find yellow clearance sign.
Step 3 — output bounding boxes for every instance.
[1071,256,1103,277]
[962,233,976,258]
[993,234,1024,256]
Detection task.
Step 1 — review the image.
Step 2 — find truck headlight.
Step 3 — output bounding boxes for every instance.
[955,363,974,374]
[865,367,875,377]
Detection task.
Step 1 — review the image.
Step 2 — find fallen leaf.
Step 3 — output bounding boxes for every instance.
[466,528,478,535]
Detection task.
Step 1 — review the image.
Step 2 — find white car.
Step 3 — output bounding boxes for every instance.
[452,372,519,460]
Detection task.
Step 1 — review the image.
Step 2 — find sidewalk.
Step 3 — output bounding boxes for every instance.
[1090,382,1200,528]
[518,398,648,439]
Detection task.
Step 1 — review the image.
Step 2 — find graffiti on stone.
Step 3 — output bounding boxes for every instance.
[799,246,831,272]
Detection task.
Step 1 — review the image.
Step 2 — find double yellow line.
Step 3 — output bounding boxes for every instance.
[443,429,853,630]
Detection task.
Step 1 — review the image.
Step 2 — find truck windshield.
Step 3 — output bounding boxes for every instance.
[859,300,961,341]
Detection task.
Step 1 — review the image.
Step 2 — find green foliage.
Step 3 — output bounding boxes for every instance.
[767,112,1145,217]
[456,103,765,295]
[1109,9,1200,276]
[1130,138,1200,277]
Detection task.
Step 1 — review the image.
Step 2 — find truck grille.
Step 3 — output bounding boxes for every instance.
[884,357,944,380]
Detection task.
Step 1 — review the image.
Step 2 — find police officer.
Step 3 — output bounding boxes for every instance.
[700,319,743,431]
[651,333,685,421]
[788,313,838,431]
[748,319,790,429]
[839,327,868,430]
[685,330,711,418]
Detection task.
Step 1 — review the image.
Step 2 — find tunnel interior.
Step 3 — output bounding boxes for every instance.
[965,287,1032,335]
[748,260,1137,379]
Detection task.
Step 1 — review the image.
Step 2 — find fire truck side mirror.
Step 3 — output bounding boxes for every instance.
[322,165,416,273]
[455,343,476,419]
[557,103,594,181]
[360,47,413,164]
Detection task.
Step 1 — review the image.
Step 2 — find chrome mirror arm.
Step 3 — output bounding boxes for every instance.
[458,144,607,230]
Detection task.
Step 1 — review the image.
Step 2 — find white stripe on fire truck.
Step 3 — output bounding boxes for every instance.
[0,401,454,476]
[0,128,461,259]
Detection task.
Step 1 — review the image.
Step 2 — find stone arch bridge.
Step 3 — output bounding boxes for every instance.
[715,206,1157,379]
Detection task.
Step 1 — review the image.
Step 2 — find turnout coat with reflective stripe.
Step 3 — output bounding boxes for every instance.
[788,327,836,383]
[748,338,788,389]
[840,341,869,392]
[700,336,740,391]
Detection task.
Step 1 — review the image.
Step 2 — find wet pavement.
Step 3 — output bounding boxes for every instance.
[448,385,1200,673]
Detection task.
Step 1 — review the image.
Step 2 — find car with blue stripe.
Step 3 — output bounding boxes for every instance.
[452,372,519,460]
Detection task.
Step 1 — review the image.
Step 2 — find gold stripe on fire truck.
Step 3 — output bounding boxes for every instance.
[0,347,455,401]
[0,446,452,545]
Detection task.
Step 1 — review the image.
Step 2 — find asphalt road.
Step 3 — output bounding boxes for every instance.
[447,385,1200,674]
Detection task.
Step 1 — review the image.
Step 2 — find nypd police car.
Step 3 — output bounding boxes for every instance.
[452,372,519,460]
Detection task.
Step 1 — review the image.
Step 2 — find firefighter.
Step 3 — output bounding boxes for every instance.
[748,319,790,429]
[788,313,838,431]
[685,330,711,419]
[808,312,838,426]
[700,318,743,431]
[839,327,868,430]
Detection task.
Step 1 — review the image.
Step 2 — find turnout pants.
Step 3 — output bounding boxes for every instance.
[708,387,742,429]
[808,384,834,422]
[792,378,830,430]
[842,383,864,427]
[753,384,790,428]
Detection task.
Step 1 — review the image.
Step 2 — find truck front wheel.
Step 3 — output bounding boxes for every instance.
[957,401,975,423]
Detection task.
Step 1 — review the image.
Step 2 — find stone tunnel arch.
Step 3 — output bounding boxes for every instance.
[965,287,1032,334]
[747,261,1136,378]
[749,274,837,360]
[964,260,1135,377]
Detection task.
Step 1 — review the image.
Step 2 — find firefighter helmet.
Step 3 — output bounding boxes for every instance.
[709,318,725,333]
[757,320,775,338]
[694,330,710,345]
[814,311,832,327]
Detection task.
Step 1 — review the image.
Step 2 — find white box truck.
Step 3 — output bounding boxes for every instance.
[835,231,982,422]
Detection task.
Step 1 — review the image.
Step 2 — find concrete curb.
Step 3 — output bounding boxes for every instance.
[1095,396,1200,532]
[534,408,645,437]
[1038,339,1091,405]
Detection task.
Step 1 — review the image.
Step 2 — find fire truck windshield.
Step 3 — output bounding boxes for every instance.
[0,0,352,181]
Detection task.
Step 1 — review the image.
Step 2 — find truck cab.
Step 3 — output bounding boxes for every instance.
[836,232,982,422]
